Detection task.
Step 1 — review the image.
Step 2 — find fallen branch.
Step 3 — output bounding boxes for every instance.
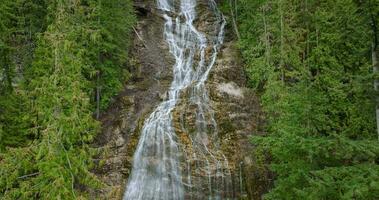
[133,26,148,48]
[17,172,39,179]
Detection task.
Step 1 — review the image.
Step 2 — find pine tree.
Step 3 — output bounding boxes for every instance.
[0,0,135,198]
[232,0,379,198]
[0,0,47,151]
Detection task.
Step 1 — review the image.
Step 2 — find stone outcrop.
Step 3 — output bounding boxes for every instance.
[92,0,265,199]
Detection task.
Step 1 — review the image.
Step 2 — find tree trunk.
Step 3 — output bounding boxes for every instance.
[96,72,100,120]
[96,0,101,120]
[371,14,379,140]
[262,9,270,65]
[279,0,285,83]
[229,0,240,40]
[373,42,379,140]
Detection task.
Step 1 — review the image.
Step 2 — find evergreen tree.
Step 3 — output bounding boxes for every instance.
[0,0,47,150]
[80,0,135,116]
[0,0,135,198]
[230,0,379,198]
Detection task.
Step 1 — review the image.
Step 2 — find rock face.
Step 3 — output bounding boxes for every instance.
[93,0,264,199]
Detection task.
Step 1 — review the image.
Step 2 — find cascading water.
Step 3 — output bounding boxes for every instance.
[123,0,230,199]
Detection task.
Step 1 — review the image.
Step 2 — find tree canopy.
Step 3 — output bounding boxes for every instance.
[0,0,135,199]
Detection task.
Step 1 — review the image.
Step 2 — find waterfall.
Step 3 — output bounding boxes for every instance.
[123,0,228,199]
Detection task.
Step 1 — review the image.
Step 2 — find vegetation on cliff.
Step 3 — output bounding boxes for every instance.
[0,0,135,199]
[1,0,379,199]
[225,0,379,199]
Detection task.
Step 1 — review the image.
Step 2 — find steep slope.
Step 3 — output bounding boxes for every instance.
[93,0,264,199]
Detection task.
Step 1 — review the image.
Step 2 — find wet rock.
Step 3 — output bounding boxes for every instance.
[217,82,244,98]
[115,135,125,148]
[90,0,174,199]
[91,0,265,199]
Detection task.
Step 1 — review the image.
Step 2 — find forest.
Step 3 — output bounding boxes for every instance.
[228,0,379,199]
[0,0,135,199]
[0,0,378,199]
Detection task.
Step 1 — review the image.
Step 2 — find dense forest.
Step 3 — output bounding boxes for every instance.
[0,0,378,199]
[224,0,379,199]
[0,0,135,199]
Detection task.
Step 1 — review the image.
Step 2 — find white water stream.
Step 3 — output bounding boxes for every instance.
[123,0,228,199]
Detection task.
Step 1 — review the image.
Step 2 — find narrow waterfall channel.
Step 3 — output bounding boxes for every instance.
[123,0,230,199]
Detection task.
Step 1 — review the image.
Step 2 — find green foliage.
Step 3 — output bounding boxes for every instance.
[0,0,135,199]
[0,92,33,150]
[231,0,379,198]
[0,0,47,150]
[81,0,136,110]
[266,164,379,200]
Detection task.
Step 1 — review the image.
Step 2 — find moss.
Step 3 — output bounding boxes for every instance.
[135,79,153,90]
[121,96,134,107]
[219,119,236,136]
[106,186,123,200]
